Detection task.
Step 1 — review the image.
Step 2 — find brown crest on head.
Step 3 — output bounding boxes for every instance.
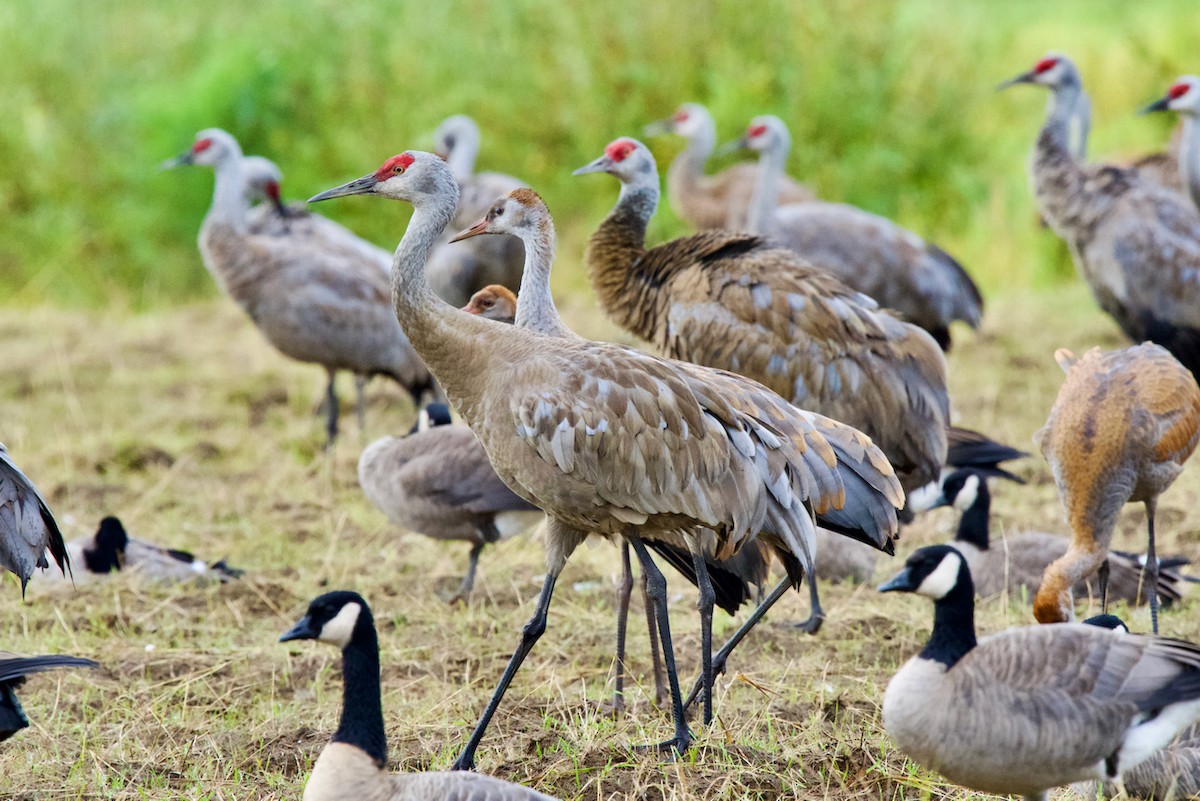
[507,187,544,209]
[462,285,517,323]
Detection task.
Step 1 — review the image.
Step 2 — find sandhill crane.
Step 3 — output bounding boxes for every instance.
[574,137,951,501]
[879,545,1200,801]
[728,116,983,350]
[644,103,814,230]
[309,151,903,767]
[0,652,97,742]
[423,115,526,307]
[1144,76,1200,213]
[0,443,68,593]
[1000,54,1200,378]
[358,403,543,602]
[280,591,558,800]
[462,285,517,323]
[1034,344,1200,633]
[163,129,435,445]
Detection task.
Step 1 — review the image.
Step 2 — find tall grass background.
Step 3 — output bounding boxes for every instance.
[0,0,1191,309]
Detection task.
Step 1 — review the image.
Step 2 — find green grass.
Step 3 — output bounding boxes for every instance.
[0,0,1193,308]
[3,290,1200,798]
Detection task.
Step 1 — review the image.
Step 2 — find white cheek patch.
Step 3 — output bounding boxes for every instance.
[916,551,963,599]
[319,602,362,649]
[952,475,979,512]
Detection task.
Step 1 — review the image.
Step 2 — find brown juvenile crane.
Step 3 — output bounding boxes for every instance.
[309,151,903,769]
[1000,54,1200,378]
[1034,344,1200,633]
[164,129,434,445]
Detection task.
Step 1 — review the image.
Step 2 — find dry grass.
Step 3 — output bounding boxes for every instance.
[3,287,1200,800]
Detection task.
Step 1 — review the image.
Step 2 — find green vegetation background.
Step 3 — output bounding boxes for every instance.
[0,0,1191,309]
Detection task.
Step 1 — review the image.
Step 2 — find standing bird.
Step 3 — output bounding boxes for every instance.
[574,137,949,500]
[309,151,902,768]
[879,544,1200,801]
[164,129,434,445]
[358,403,544,602]
[424,115,526,307]
[1000,54,1200,377]
[0,443,68,593]
[1144,76,1200,214]
[644,103,814,230]
[728,116,983,350]
[280,591,558,800]
[1034,344,1200,632]
[0,652,98,742]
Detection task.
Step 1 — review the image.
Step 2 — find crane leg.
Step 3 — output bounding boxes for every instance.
[448,540,485,604]
[354,374,368,434]
[607,541,634,716]
[323,370,339,448]
[642,565,668,707]
[1147,498,1160,635]
[1097,559,1110,613]
[451,570,558,772]
[629,536,691,759]
[689,544,717,727]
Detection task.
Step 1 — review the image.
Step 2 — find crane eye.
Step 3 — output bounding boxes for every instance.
[392,165,405,174]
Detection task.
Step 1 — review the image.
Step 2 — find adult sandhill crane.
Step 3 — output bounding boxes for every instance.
[358,403,543,602]
[574,137,950,499]
[309,152,903,767]
[1145,76,1200,213]
[879,545,1200,801]
[1000,54,1200,378]
[1,443,68,593]
[644,103,814,230]
[164,129,434,445]
[1034,344,1200,633]
[728,116,983,350]
[424,115,525,307]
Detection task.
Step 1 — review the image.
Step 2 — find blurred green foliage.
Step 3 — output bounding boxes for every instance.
[0,0,1191,308]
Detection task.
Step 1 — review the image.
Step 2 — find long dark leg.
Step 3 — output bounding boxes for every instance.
[449,541,485,604]
[609,541,634,715]
[354,374,368,434]
[643,567,668,707]
[689,545,716,727]
[451,571,558,771]
[323,370,339,448]
[793,561,825,634]
[1147,499,1160,635]
[1097,559,1110,613]
[629,537,691,758]
[684,575,792,713]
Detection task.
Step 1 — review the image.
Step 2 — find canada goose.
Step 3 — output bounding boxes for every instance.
[932,469,1183,607]
[0,652,98,742]
[280,591,557,800]
[1035,345,1200,632]
[310,151,902,767]
[358,403,544,602]
[31,516,241,588]
[879,544,1200,801]
[0,442,68,593]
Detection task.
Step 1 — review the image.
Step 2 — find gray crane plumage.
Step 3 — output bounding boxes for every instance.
[0,443,68,592]
[1144,76,1200,215]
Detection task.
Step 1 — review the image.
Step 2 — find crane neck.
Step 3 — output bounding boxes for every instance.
[584,178,659,335]
[677,119,717,178]
[1067,90,1092,160]
[513,219,574,338]
[747,140,787,235]
[1031,79,1095,237]
[445,137,479,182]
[207,156,251,233]
[1180,115,1200,214]
[1041,79,1085,159]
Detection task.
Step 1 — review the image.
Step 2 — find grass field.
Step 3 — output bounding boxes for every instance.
[3,286,1200,800]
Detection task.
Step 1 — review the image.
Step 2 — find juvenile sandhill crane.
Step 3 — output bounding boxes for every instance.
[1144,76,1200,213]
[729,116,983,349]
[0,443,68,593]
[932,468,1184,606]
[358,403,543,601]
[574,137,950,499]
[309,152,903,767]
[424,115,525,307]
[879,545,1200,801]
[164,129,434,445]
[462,285,517,323]
[0,652,97,742]
[281,591,558,800]
[1034,344,1200,633]
[644,103,814,230]
[1000,54,1200,378]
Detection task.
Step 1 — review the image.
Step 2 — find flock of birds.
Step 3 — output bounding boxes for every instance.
[5,51,1200,800]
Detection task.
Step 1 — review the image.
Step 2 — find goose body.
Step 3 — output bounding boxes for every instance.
[881,545,1200,801]
[0,443,68,591]
[0,652,98,742]
[281,591,557,801]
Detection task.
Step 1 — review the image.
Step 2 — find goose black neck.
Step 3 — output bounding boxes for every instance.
[953,484,991,551]
[920,571,977,668]
[333,615,387,768]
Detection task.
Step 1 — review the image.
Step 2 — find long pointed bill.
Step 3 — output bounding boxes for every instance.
[643,118,672,137]
[308,173,379,203]
[1140,95,1172,115]
[715,136,749,157]
[160,152,193,170]
[877,566,917,594]
[996,71,1035,91]
[449,217,490,243]
[279,615,319,642]
[572,155,612,176]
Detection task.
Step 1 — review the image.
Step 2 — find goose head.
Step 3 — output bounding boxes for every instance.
[280,590,372,650]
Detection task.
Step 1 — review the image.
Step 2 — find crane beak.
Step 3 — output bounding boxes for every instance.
[308,174,379,203]
[572,155,613,176]
[715,136,749,157]
[643,118,672,137]
[279,615,319,642]
[160,152,193,170]
[449,217,490,243]
[1140,95,1172,115]
[877,566,917,594]
[996,71,1036,91]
